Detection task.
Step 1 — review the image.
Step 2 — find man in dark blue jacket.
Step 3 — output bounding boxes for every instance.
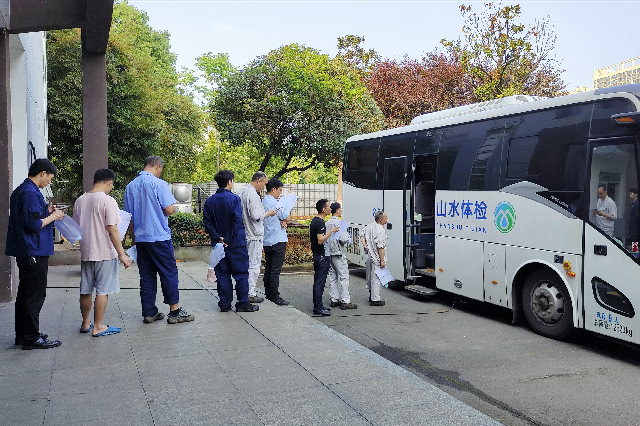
[6,159,64,350]
[203,170,259,313]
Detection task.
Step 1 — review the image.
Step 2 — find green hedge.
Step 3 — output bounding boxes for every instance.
[168,212,210,247]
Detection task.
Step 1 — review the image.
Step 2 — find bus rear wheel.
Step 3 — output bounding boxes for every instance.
[522,271,573,340]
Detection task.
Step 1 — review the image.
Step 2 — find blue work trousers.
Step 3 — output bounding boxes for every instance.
[214,245,250,309]
[312,255,330,311]
[136,240,180,317]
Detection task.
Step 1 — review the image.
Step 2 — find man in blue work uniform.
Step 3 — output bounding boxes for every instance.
[203,170,259,313]
[124,156,195,324]
[6,158,64,350]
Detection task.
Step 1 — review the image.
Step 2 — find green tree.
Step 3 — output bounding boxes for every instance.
[213,44,384,179]
[441,3,566,101]
[47,2,204,200]
[336,35,380,76]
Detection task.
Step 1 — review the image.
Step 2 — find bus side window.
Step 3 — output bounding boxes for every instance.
[343,141,379,189]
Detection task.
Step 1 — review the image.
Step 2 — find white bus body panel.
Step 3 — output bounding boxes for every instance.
[343,184,383,267]
[383,189,407,281]
[583,226,640,345]
[435,236,484,300]
[484,243,507,307]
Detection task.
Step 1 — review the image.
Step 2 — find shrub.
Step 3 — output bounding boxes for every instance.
[168,212,210,247]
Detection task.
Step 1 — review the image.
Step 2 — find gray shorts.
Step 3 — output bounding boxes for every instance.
[80,258,120,295]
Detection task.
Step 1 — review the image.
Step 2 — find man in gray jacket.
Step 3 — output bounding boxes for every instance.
[326,202,357,310]
[239,172,277,303]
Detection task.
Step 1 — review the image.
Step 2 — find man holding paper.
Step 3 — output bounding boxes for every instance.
[262,178,291,306]
[203,170,259,313]
[239,171,277,304]
[326,202,356,310]
[6,159,64,349]
[362,211,388,306]
[73,169,131,337]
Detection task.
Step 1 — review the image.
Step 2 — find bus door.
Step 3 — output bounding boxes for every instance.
[583,137,640,344]
[412,156,437,272]
[383,156,409,281]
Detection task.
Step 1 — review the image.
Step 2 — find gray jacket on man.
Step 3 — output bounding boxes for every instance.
[239,185,265,241]
[326,215,349,256]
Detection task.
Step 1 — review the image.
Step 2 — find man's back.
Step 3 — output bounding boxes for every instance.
[203,188,246,247]
[124,171,175,242]
[74,192,120,261]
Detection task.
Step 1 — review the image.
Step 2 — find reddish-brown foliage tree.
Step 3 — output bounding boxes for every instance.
[366,53,474,129]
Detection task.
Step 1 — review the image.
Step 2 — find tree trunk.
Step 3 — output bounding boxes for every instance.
[259,153,272,172]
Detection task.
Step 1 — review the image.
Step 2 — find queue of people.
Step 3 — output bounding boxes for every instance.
[6,159,387,349]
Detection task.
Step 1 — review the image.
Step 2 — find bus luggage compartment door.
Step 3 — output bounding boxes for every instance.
[483,243,507,307]
[435,236,483,301]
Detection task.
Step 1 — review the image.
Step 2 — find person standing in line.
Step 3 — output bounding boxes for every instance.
[124,156,195,324]
[203,170,259,313]
[309,199,339,316]
[239,172,277,304]
[262,178,290,306]
[6,158,64,350]
[73,169,132,337]
[362,211,388,306]
[594,186,617,237]
[327,202,356,310]
[629,188,639,244]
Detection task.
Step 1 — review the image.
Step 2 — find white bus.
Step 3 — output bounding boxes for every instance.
[342,85,640,343]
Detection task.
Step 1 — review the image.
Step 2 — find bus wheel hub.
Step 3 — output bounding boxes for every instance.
[531,283,564,324]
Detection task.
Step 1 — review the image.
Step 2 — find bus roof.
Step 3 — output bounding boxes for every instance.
[346,84,640,144]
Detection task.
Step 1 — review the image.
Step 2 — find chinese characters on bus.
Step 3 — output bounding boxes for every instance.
[436,199,488,234]
[595,312,632,337]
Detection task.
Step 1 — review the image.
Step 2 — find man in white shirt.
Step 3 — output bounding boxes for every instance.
[595,186,617,237]
[362,211,388,306]
[239,172,277,303]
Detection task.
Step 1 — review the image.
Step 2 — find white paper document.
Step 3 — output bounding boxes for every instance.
[275,193,298,216]
[118,210,132,239]
[375,267,394,288]
[331,220,349,241]
[126,246,137,263]
[56,214,83,244]
[209,243,225,268]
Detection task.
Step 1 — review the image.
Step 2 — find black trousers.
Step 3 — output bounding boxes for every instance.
[312,255,330,310]
[263,242,286,300]
[15,256,49,343]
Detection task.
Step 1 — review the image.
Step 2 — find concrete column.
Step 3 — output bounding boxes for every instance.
[81,48,108,192]
[0,30,13,303]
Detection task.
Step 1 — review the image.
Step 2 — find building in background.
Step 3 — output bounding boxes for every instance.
[594,57,640,90]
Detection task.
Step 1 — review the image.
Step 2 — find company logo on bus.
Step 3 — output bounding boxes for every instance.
[494,202,516,233]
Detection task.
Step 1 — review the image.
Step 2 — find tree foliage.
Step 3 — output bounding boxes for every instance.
[336,35,380,76]
[212,44,384,179]
[367,53,474,128]
[441,3,566,101]
[47,2,204,200]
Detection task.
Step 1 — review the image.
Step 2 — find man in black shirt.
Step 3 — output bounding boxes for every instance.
[310,199,339,316]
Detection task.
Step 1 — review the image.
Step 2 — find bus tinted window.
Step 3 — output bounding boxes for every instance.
[377,133,414,189]
[415,130,439,155]
[591,98,638,138]
[507,137,538,179]
[343,140,379,189]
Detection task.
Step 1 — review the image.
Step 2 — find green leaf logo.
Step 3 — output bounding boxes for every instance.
[494,202,516,233]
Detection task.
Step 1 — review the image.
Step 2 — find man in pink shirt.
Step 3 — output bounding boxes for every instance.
[73,169,131,337]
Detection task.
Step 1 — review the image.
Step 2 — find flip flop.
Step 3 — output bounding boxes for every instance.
[80,324,93,333]
[92,326,121,337]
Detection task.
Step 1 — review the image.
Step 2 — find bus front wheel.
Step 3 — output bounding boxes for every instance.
[522,271,573,340]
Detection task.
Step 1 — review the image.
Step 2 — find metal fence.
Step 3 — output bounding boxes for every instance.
[193,182,338,217]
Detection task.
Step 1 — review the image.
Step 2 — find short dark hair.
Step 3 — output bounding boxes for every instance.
[144,156,164,168]
[374,210,385,223]
[251,171,268,182]
[316,198,329,213]
[93,168,116,184]
[28,158,57,177]
[266,178,283,192]
[330,202,341,214]
[630,188,638,196]
[214,170,235,188]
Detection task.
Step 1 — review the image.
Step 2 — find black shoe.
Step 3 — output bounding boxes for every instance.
[248,296,264,303]
[370,300,385,306]
[273,298,290,306]
[143,312,165,323]
[15,333,48,346]
[220,306,232,312]
[313,308,331,316]
[340,303,358,310]
[329,300,341,308]
[236,303,259,312]
[22,337,61,350]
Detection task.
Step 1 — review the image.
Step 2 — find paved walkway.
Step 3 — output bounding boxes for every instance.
[0,261,502,426]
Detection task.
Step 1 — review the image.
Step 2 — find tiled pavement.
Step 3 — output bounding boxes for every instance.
[0,261,502,426]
